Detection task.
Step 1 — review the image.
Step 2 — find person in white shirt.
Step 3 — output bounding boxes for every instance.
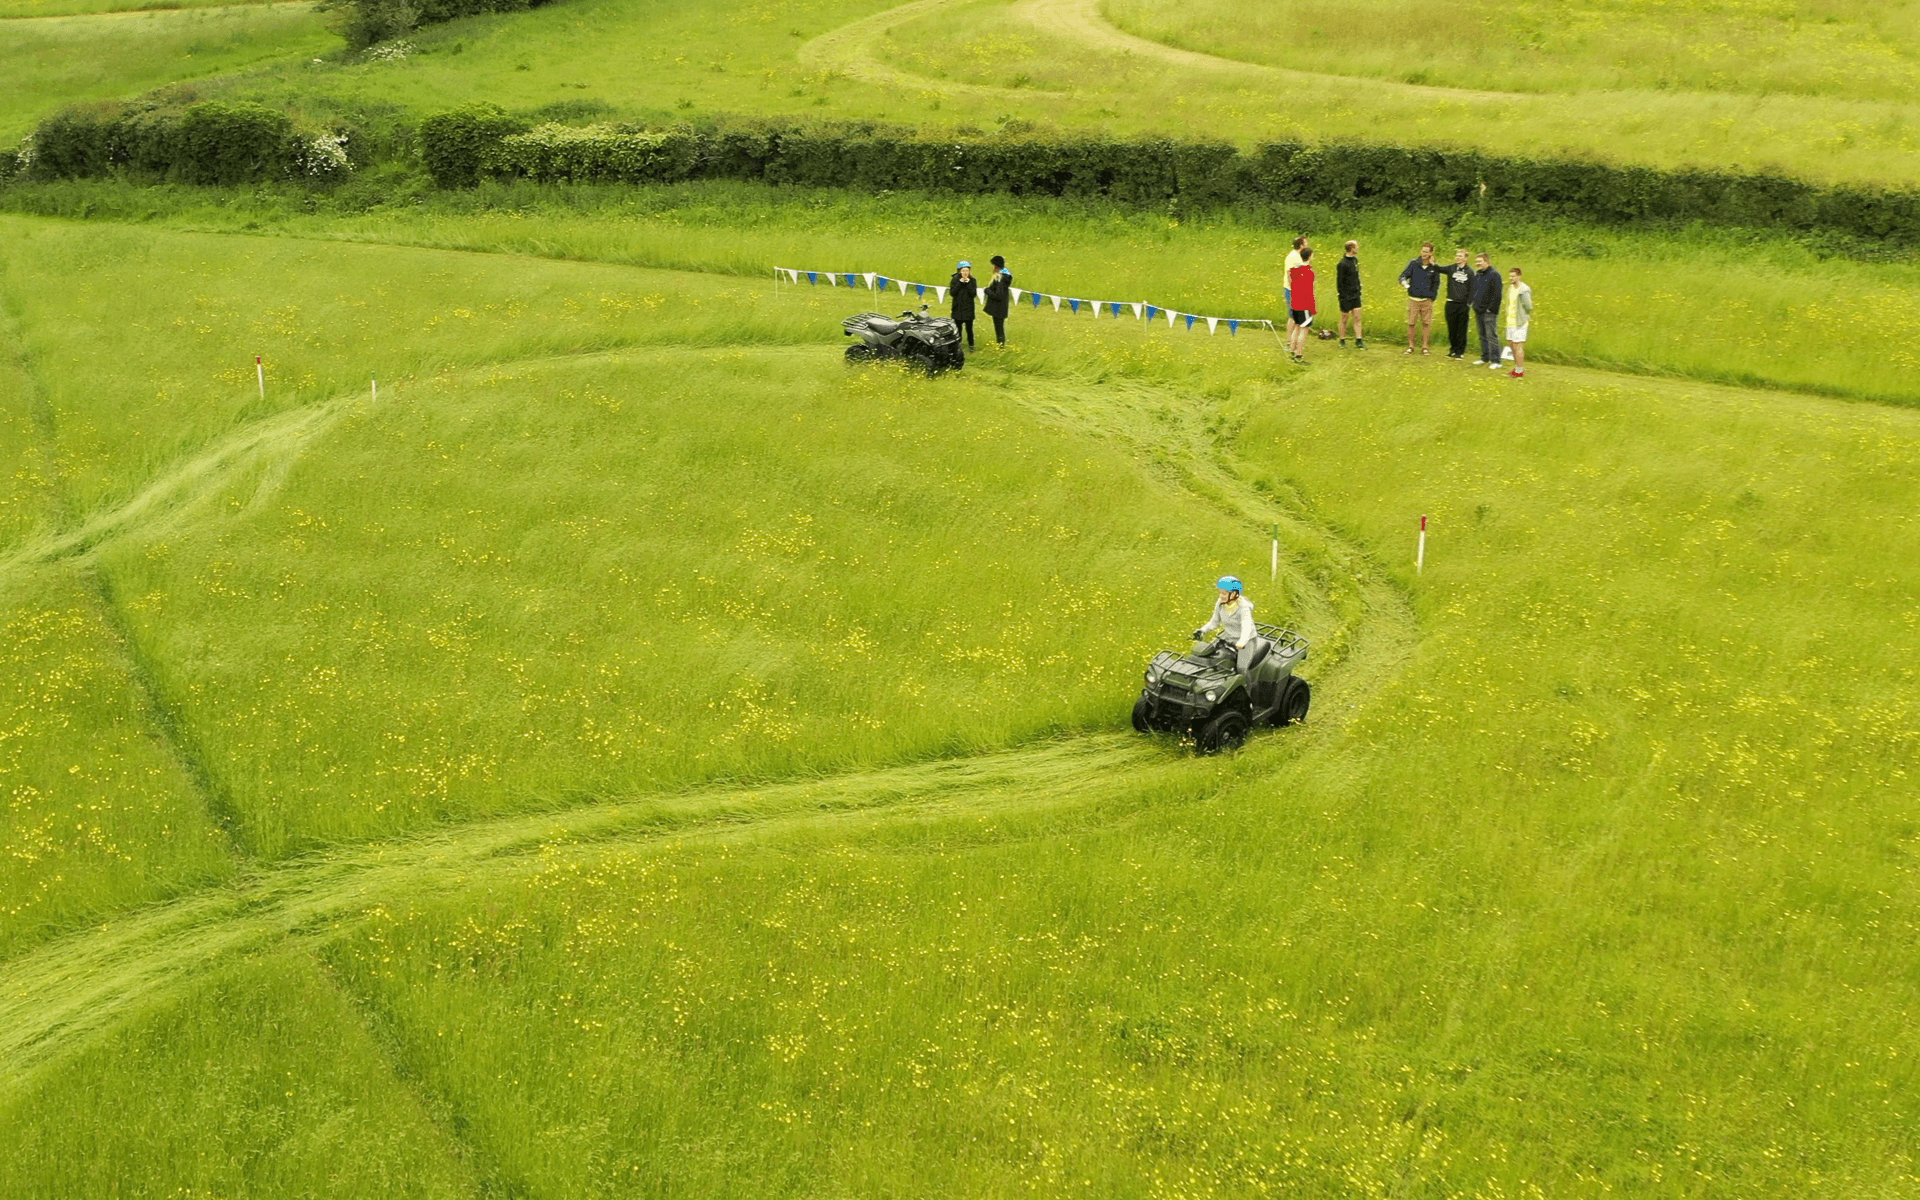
[1196,575,1260,678]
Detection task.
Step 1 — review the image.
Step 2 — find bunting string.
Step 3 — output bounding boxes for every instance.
[773,266,1277,337]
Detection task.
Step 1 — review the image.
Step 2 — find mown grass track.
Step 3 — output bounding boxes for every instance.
[0,322,1414,1099]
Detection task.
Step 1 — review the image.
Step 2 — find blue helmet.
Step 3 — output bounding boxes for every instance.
[1216,575,1243,592]
[957,260,972,268]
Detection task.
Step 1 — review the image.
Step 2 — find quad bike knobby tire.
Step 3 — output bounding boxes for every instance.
[1195,708,1251,754]
[1273,677,1311,726]
[1131,695,1153,733]
[845,344,879,363]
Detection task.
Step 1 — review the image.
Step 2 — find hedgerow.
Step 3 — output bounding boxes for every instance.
[17,100,352,185]
[317,0,555,50]
[420,114,1920,244]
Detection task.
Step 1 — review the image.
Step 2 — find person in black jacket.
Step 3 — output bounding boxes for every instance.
[1335,240,1365,349]
[982,254,1013,345]
[1470,252,1504,367]
[949,261,978,349]
[1442,248,1473,359]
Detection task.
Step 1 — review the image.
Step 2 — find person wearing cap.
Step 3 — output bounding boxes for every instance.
[1196,575,1259,679]
[982,254,1013,345]
[949,261,978,349]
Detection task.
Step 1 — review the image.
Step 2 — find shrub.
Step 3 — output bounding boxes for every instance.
[418,103,527,187]
[22,101,342,185]
[319,0,547,49]
[484,124,700,184]
[173,102,298,185]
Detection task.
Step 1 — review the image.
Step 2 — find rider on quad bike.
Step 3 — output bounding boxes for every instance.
[1197,575,1260,681]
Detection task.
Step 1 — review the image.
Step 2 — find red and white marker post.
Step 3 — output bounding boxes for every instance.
[1416,514,1427,573]
[255,355,264,400]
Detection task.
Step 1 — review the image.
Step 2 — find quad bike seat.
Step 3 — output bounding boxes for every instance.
[866,318,903,335]
[1243,638,1272,672]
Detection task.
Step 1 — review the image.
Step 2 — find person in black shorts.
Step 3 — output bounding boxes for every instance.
[1336,240,1365,348]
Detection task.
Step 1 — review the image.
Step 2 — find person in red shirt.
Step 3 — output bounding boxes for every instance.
[1287,248,1316,362]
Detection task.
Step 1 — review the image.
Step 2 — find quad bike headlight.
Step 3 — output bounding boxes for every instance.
[1205,690,1218,702]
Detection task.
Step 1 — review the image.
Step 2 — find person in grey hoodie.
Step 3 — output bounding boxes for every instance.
[1469,252,1503,367]
[1504,266,1534,377]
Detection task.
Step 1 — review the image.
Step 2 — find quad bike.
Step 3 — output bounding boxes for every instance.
[843,306,966,374]
[1131,623,1311,753]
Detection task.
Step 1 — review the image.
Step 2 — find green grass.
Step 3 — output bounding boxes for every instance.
[0,565,233,959]
[1106,0,1920,102]
[8,184,1917,414]
[0,948,480,1196]
[0,2,332,143]
[1,119,1919,1199]
[7,0,1920,191]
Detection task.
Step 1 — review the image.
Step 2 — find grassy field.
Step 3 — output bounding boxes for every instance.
[2,0,1918,1193]
[0,190,1916,1193]
[1106,0,1920,101]
[10,0,1918,186]
[0,2,332,143]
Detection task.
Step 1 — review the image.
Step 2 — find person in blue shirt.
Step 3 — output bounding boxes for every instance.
[1397,242,1443,355]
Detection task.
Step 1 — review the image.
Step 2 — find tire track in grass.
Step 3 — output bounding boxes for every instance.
[0,339,1418,1095]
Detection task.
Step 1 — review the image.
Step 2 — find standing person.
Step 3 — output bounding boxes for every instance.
[1336,240,1365,348]
[1443,248,1473,359]
[1287,248,1316,362]
[1283,235,1308,334]
[1470,252,1503,368]
[1397,242,1442,354]
[982,255,1013,345]
[1504,266,1533,378]
[948,261,978,350]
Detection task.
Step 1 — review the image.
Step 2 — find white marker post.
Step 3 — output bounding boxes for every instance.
[1416,514,1428,573]
[255,355,265,400]
[371,374,378,402]
[1270,522,1279,582]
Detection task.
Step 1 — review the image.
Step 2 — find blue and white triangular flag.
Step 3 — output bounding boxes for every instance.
[807,271,819,285]
[1206,317,1219,334]
[1031,291,1043,308]
[1051,295,1063,312]
[1068,298,1080,314]
[1130,302,1144,319]
[1165,309,1178,327]
[786,269,801,284]
[1228,320,1239,335]
[936,286,948,303]
[1145,305,1158,321]
[877,276,890,291]
[1185,313,1197,330]
[1010,288,1023,304]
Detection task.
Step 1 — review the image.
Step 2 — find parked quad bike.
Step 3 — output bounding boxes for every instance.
[1131,624,1311,754]
[843,306,966,375]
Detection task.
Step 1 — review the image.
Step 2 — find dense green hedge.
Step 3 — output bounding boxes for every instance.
[318,0,553,49]
[420,113,1920,244]
[19,100,350,184]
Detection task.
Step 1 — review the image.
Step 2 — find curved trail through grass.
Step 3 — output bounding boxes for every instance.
[1021,0,1507,100]
[0,248,1417,1092]
[800,0,1509,103]
[796,0,1054,99]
